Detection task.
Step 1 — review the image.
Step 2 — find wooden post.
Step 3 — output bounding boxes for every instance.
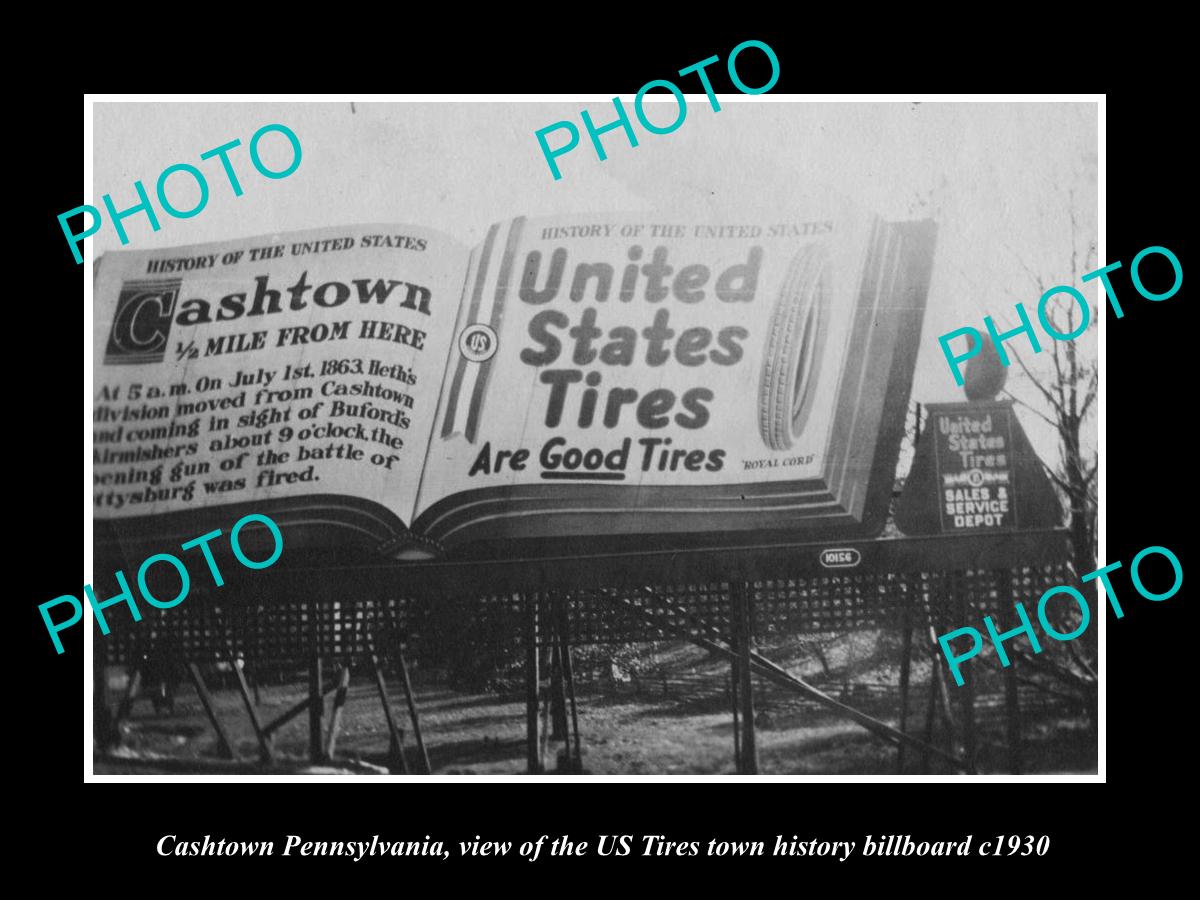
[538,603,552,769]
[932,649,958,750]
[263,681,339,738]
[115,666,143,729]
[549,641,568,741]
[918,575,937,773]
[557,596,582,773]
[729,595,742,772]
[325,664,352,760]
[395,643,430,775]
[611,588,972,772]
[524,593,542,774]
[368,647,408,773]
[539,654,551,770]
[307,598,325,765]
[94,623,117,747]
[186,663,235,760]
[956,579,978,771]
[308,653,324,764]
[920,660,938,773]
[231,655,274,764]
[732,582,758,774]
[561,635,581,773]
[924,576,960,765]
[895,592,914,774]
[1003,651,1021,774]
[617,587,971,772]
[729,666,741,772]
[997,570,1022,774]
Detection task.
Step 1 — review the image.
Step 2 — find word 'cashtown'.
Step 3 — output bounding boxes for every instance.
[139,272,433,328]
[158,835,447,860]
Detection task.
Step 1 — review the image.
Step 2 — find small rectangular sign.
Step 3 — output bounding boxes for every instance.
[931,408,1018,533]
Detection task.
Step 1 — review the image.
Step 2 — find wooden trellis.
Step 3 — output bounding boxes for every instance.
[96,528,1073,774]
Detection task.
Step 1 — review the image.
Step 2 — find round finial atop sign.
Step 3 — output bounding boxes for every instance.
[964,339,1008,401]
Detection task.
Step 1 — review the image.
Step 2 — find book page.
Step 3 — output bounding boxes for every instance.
[93,224,467,530]
[412,199,900,547]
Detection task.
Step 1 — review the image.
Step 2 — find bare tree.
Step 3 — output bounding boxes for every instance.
[993,188,1098,578]
[909,161,1099,694]
[988,185,1099,689]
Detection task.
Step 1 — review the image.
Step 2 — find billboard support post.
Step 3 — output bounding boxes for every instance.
[895,593,914,773]
[186,662,234,760]
[730,658,742,771]
[996,570,1023,775]
[113,666,142,736]
[231,653,274,764]
[324,663,351,761]
[395,641,430,775]
[308,652,324,764]
[550,641,567,741]
[94,619,117,749]
[555,595,583,773]
[525,593,542,774]
[955,577,978,770]
[920,661,938,774]
[733,582,758,775]
[367,643,409,774]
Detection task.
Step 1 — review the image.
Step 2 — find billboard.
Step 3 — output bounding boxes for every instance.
[93,202,936,560]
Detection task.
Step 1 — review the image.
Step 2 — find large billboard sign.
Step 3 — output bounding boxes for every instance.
[93,201,936,560]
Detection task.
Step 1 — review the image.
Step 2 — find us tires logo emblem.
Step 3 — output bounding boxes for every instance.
[459,323,498,363]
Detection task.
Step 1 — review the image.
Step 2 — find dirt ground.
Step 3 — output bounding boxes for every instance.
[95,640,1097,775]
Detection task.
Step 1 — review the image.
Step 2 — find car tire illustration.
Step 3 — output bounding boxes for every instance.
[758,243,832,451]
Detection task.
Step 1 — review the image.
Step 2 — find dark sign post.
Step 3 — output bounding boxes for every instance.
[890,397,1064,772]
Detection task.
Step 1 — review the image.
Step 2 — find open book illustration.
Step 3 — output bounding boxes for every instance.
[93,200,937,561]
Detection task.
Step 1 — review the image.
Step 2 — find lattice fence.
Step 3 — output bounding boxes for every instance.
[102,562,1074,667]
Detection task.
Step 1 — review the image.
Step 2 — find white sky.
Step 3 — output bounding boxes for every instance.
[92,99,1099,466]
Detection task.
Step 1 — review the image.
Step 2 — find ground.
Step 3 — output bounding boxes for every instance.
[95,638,1097,776]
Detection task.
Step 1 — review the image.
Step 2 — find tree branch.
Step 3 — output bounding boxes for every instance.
[1001,241,1047,294]
[1078,375,1099,422]
[1004,342,1064,413]
[1003,389,1060,429]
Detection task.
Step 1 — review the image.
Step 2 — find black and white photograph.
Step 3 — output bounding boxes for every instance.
[82,97,1103,778]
